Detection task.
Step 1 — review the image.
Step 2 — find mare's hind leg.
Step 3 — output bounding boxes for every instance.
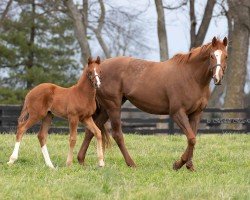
[77,109,108,165]
[7,114,41,165]
[37,112,55,169]
[82,117,104,167]
[185,112,202,171]
[66,116,78,166]
[172,109,196,171]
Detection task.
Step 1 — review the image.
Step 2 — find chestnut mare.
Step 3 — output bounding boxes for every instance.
[8,57,105,168]
[77,37,228,171]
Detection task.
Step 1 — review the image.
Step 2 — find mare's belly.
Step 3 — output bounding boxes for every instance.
[126,94,170,115]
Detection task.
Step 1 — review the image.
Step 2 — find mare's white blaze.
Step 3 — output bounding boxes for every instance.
[214,50,222,82]
[7,142,20,164]
[41,145,55,169]
[94,68,101,88]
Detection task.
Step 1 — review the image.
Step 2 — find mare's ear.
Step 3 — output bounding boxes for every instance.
[223,37,228,46]
[88,57,93,65]
[96,56,101,64]
[212,36,217,47]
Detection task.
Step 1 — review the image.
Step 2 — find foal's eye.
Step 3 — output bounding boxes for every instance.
[210,55,214,59]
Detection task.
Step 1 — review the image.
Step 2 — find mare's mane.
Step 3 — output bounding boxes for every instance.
[171,43,212,64]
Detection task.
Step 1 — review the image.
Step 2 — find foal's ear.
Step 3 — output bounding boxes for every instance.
[212,36,217,47]
[223,37,228,46]
[88,57,93,65]
[96,56,101,64]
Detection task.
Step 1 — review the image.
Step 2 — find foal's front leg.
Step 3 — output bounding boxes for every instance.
[66,116,79,166]
[82,117,104,167]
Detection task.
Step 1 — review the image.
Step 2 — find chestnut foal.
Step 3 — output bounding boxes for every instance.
[7,57,104,168]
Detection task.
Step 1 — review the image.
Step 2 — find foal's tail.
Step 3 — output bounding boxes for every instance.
[18,99,29,125]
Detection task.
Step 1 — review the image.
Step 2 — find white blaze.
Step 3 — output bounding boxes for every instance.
[94,68,101,88]
[214,50,222,83]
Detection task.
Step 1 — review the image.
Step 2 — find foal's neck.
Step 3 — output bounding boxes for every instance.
[76,69,96,97]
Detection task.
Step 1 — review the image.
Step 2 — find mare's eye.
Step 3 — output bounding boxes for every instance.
[225,55,228,59]
[210,55,214,59]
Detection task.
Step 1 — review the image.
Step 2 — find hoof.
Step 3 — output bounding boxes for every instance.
[173,160,184,171]
[186,162,195,172]
[66,161,73,167]
[77,156,84,165]
[98,160,105,167]
[173,161,180,171]
[7,156,17,165]
[47,164,56,169]
[127,161,137,168]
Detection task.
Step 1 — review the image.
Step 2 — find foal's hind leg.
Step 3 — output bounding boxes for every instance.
[8,114,41,165]
[66,116,79,166]
[172,109,196,171]
[82,117,104,167]
[37,113,55,169]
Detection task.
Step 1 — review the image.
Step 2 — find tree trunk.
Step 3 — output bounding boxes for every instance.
[154,0,169,61]
[26,0,36,89]
[223,0,250,129]
[64,0,91,65]
[189,0,216,49]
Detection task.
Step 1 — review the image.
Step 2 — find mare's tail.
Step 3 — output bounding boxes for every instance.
[95,100,111,149]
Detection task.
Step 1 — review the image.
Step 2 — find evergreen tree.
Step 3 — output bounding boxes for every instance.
[0,0,79,103]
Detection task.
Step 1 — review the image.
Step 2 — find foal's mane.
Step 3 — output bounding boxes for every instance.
[171,43,212,64]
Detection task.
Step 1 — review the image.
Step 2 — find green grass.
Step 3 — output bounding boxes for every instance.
[0,134,249,200]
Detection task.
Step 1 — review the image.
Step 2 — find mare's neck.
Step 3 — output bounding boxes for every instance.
[188,49,212,87]
[76,68,96,97]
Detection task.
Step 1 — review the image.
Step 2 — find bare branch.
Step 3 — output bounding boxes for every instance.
[163,0,188,10]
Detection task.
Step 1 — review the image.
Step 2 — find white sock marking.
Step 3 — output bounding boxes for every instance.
[41,145,55,169]
[214,50,222,83]
[7,142,20,164]
[94,68,101,88]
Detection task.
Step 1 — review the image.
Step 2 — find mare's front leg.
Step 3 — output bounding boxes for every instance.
[82,117,104,167]
[66,116,79,166]
[107,109,136,167]
[185,112,202,171]
[172,109,196,171]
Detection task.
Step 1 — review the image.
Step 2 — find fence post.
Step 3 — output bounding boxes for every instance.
[169,117,174,134]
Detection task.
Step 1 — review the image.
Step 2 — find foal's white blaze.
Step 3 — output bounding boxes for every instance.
[41,145,55,169]
[7,142,20,164]
[94,68,101,88]
[214,50,222,83]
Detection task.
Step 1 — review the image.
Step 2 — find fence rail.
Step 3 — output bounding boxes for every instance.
[0,105,249,134]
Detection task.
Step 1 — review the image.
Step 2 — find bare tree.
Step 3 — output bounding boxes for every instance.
[88,0,111,58]
[223,0,250,128]
[63,0,91,65]
[189,0,216,49]
[155,0,169,61]
[0,0,13,28]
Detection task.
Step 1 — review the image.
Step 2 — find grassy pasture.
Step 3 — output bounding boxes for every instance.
[0,134,249,200]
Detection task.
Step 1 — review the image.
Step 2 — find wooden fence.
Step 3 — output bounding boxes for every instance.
[0,105,249,134]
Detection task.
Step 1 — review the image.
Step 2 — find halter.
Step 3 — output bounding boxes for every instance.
[87,72,101,89]
[209,64,225,73]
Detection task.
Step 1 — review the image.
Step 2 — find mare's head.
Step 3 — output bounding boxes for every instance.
[209,37,228,85]
[86,56,101,89]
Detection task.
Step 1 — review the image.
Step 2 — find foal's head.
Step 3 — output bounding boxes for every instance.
[86,56,101,89]
[209,37,228,85]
